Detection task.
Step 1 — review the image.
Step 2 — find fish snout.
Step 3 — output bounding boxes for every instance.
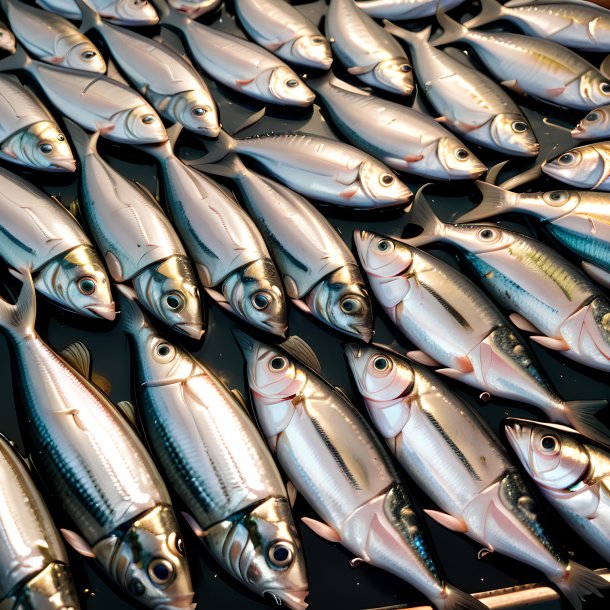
[86,303,117,321]
[266,589,309,610]
[174,322,205,340]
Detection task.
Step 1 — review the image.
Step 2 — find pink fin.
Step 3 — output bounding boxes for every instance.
[287,481,297,507]
[531,335,570,351]
[236,78,255,87]
[182,512,206,539]
[340,186,359,199]
[546,87,566,97]
[424,509,468,533]
[434,116,448,123]
[501,80,525,94]
[509,312,540,333]
[347,64,375,75]
[404,154,424,163]
[301,517,341,542]
[291,298,312,314]
[61,529,96,558]
[407,350,441,367]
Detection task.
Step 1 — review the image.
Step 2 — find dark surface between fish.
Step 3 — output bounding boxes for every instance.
[0,0,608,609]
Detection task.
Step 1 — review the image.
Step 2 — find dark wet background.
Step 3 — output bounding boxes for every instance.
[0,0,609,608]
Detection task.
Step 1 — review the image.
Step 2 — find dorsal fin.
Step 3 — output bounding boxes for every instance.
[282,336,321,373]
[61,341,92,379]
[116,400,138,428]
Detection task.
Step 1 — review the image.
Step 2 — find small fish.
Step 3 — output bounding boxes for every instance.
[325,0,413,95]
[36,0,158,25]
[573,105,610,140]
[0,435,81,610]
[384,22,538,157]
[118,289,309,610]
[0,74,74,171]
[235,0,332,69]
[506,418,610,563]
[345,344,608,610]
[0,269,195,609]
[0,20,16,53]
[167,0,221,18]
[353,229,608,443]
[542,142,610,191]
[68,121,203,339]
[309,72,486,179]
[235,330,488,610]
[355,0,464,20]
[434,10,610,110]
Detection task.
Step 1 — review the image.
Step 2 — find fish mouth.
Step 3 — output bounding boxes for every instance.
[263,320,289,338]
[571,125,586,139]
[344,343,362,361]
[174,322,205,340]
[504,418,531,467]
[86,303,116,321]
[155,592,196,610]
[202,125,221,138]
[265,589,309,610]
[51,159,77,172]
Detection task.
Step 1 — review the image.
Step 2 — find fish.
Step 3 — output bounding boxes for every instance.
[0,165,115,320]
[0,434,81,610]
[0,19,16,53]
[406,191,610,383]
[506,418,610,564]
[542,142,610,191]
[465,0,610,52]
[167,0,221,18]
[383,22,539,158]
[309,72,486,179]
[0,269,195,609]
[0,46,167,145]
[353,229,610,444]
[154,0,314,107]
[458,181,610,288]
[67,121,203,339]
[190,131,412,208]
[234,0,332,69]
[202,153,373,341]
[354,0,464,20]
[0,74,74,171]
[325,0,413,95]
[118,288,309,610]
[77,0,219,136]
[345,343,608,610]
[142,131,286,336]
[1,0,105,71]
[573,105,610,140]
[36,0,158,25]
[433,10,610,111]
[234,330,488,610]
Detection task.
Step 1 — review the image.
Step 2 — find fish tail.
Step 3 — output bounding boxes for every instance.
[73,0,102,33]
[383,20,432,46]
[433,10,469,47]
[402,186,446,246]
[153,0,189,28]
[552,561,607,610]
[0,43,31,72]
[63,119,98,161]
[436,585,488,610]
[304,70,332,93]
[116,285,150,337]
[463,0,505,29]
[455,181,519,222]
[564,400,610,446]
[0,268,36,342]
[181,130,235,169]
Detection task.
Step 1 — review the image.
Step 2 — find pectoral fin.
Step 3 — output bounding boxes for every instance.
[424,509,468,533]
[182,512,206,539]
[501,80,525,94]
[60,342,92,379]
[347,64,376,75]
[287,481,297,507]
[301,517,342,542]
[531,335,570,351]
[116,401,137,427]
[406,350,441,367]
[61,529,96,558]
[509,313,540,333]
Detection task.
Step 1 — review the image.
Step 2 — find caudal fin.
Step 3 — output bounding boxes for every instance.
[181,130,235,168]
[564,400,610,447]
[402,186,446,246]
[63,119,98,161]
[437,585,487,610]
[456,182,519,223]
[185,151,246,180]
[116,285,150,337]
[383,21,432,47]
[432,10,469,47]
[0,268,36,342]
[463,0,505,29]
[73,0,102,34]
[553,562,607,610]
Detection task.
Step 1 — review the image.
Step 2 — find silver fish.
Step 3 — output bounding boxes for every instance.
[325,0,413,95]
[309,73,486,179]
[466,0,610,52]
[345,344,608,610]
[235,0,331,69]
[506,418,610,564]
[0,165,114,320]
[353,229,609,444]
[79,3,219,136]
[1,0,105,71]
[384,22,538,157]
[573,105,610,140]
[194,131,412,208]
[204,153,373,341]
[354,0,464,20]
[118,290,309,610]
[234,331,488,610]
[0,20,15,53]
[156,0,314,107]
[0,270,195,610]
[542,142,610,190]
[68,122,203,339]
[434,10,610,111]
[0,435,80,610]
[143,135,286,336]
[36,0,158,25]
[458,181,610,288]
[0,74,74,171]
[167,0,221,18]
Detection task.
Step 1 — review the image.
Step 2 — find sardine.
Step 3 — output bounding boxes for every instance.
[234,0,331,69]
[203,153,373,340]
[345,344,608,610]
[118,289,309,610]
[353,228,609,444]
[354,0,464,20]
[506,418,610,564]
[325,0,413,95]
[542,142,610,191]
[573,105,610,140]
[0,20,16,53]
[192,131,412,208]
[234,330,488,610]
[433,10,610,110]
[68,121,203,339]
[0,46,167,145]
[167,0,221,18]
[308,72,486,179]
[1,0,105,71]
[142,132,286,336]
[36,0,158,25]
[383,22,538,157]
[458,181,610,288]
[0,435,80,610]
[0,270,195,609]
[0,73,74,171]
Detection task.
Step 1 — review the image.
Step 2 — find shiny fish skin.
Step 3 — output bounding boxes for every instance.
[325,0,413,95]
[542,142,610,191]
[355,0,464,20]
[118,291,309,610]
[309,73,486,179]
[36,0,158,25]
[234,0,332,69]
[0,435,80,610]
[0,271,195,610]
[167,0,221,18]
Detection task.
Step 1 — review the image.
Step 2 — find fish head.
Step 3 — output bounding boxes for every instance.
[113,105,167,144]
[437,137,486,179]
[222,258,287,337]
[572,105,610,140]
[542,145,607,189]
[17,563,80,610]
[266,66,315,107]
[289,35,332,70]
[35,245,116,320]
[447,221,517,255]
[109,0,159,25]
[358,161,412,208]
[373,58,413,96]
[305,266,373,342]
[579,69,610,108]
[505,419,589,492]
[169,90,219,137]
[353,230,412,279]
[0,26,16,54]
[168,0,221,17]
[204,497,309,610]
[63,40,107,73]
[94,506,195,610]
[489,114,539,157]
[133,256,203,340]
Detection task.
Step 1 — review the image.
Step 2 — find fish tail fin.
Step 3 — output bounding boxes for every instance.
[383,20,432,46]
[0,268,36,342]
[154,0,190,28]
[437,585,488,610]
[304,70,332,93]
[181,129,235,168]
[0,43,31,72]
[402,186,446,246]
[192,152,247,179]
[463,0,505,29]
[552,562,607,610]
[433,10,469,47]
[116,285,150,336]
[564,400,610,446]
[456,181,518,222]
[63,119,97,160]
[74,0,102,33]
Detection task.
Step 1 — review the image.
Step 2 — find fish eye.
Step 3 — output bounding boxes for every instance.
[373,356,390,371]
[252,292,270,310]
[311,36,324,44]
[376,239,393,253]
[601,82,610,94]
[540,434,559,453]
[398,64,411,73]
[165,292,185,312]
[78,277,96,295]
[57,133,65,141]
[129,579,146,596]
[286,79,299,88]
[558,153,575,165]
[340,296,362,314]
[585,112,600,122]
[142,114,155,124]
[454,148,469,160]
[512,121,528,133]
[153,341,175,362]
[192,107,207,117]
[269,356,287,371]
[268,542,293,568]
[39,143,54,154]
[477,228,498,242]
[148,558,174,584]
[134,0,147,5]
[545,190,569,206]
[380,173,395,186]
[81,50,97,61]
